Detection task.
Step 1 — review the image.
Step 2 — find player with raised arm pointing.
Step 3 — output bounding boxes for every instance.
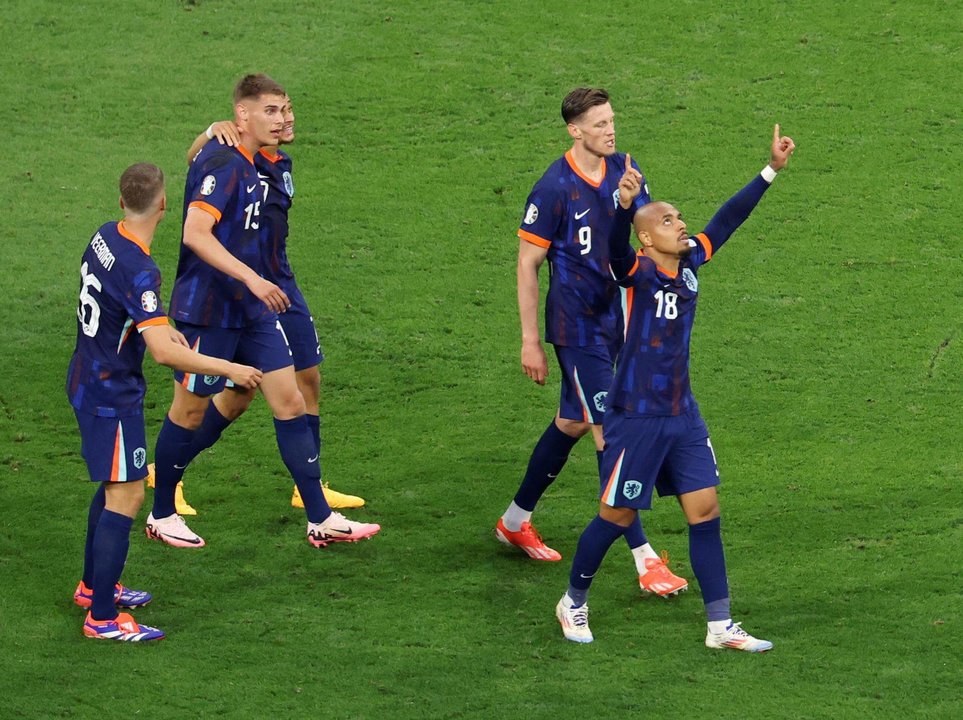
[556,125,795,651]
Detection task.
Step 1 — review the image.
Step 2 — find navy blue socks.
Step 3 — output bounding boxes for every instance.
[514,422,580,511]
[689,516,731,621]
[90,509,133,621]
[274,416,330,524]
[82,483,106,587]
[151,416,196,518]
[567,515,628,606]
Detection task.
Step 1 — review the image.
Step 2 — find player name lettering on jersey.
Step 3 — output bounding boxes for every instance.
[90,232,116,272]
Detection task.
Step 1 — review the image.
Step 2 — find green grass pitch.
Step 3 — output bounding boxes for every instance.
[0,1,960,717]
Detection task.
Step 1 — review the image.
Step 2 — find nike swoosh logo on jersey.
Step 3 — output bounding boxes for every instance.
[247,184,258,193]
[173,463,187,470]
[308,455,319,463]
[575,209,590,220]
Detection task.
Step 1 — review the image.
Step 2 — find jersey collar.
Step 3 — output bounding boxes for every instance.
[564,150,605,188]
[117,221,150,256]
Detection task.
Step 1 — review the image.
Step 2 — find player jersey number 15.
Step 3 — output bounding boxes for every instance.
[244,178,270,230]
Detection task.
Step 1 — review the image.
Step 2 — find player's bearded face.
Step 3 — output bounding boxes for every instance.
[646,206,691,257]
[571,103,616,157]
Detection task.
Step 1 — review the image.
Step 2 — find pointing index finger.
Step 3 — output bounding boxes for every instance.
[625,153,632,172]
[773,123,780,142]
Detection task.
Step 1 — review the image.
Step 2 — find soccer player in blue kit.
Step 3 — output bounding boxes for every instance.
[146,75,379,549]
[555,125,796,652]
[162,95,366,513]
[496,88,687,597]
[68,163,263,641]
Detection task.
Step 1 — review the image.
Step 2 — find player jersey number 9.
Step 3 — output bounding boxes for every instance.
[77,261,102,337]
[578,226,592,255]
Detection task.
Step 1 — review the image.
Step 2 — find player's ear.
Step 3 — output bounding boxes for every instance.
[119,196,126,212]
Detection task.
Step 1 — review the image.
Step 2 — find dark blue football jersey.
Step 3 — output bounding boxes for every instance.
[518,151,650,347]
[66,221,171,417]
[607,171,776,416]
[255,149,309,315]
[169,142,271,328]
[608,235,712,416]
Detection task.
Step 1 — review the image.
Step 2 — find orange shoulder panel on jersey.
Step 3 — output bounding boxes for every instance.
[694,233,712,262]
[136,317,170,331]
[189,201,222,223]
[518,229,551,249]
[117,221,151,256]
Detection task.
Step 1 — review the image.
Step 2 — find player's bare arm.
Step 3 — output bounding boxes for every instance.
[517,239,549,385]
[141,324,263,389]
[185,121,241,165]
[183,207,291,313]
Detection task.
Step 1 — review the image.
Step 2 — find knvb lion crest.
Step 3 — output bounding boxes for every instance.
[283,171,295,197]
[593,391,608,414]
[623,480,642,500]
[682,268,698,292]
[203,375,220,386]
[132,447,146,469]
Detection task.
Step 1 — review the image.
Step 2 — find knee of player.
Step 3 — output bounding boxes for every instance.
[217,388,256,421]
[104,481,146,517]
[270,390,307,420]
[555,417,591,438]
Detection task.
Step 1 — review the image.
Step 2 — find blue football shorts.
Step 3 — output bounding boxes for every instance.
[173,318,294,395]
[553,344,617,424]
[278,306,324,371]
[73,409,149,483]
[599,407,721,509]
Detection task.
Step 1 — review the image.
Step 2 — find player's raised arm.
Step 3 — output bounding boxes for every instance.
[183,207,291,313]
[700,124,796,254]
[185,120,241,165]
[607,154,643,281]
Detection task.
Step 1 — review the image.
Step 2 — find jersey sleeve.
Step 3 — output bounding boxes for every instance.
[119,263,169,332]
[187,149,239,224]
[698,171,774,260]
[517,182,563,248]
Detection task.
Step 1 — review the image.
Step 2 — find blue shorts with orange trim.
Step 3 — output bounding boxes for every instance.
[278,305,324,371]
[553,344,617,424]
[173,319,293,395]
[599,407,720,509]
[73,409,149,483]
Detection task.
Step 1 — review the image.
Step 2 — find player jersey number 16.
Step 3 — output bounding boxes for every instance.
[77,261,102,337]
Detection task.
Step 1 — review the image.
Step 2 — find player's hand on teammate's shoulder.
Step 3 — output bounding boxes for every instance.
[227,363,263,390]
[210,120,241,147]
[770,124,795,171]
[247,275,291,314]
[618,153,643,209]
